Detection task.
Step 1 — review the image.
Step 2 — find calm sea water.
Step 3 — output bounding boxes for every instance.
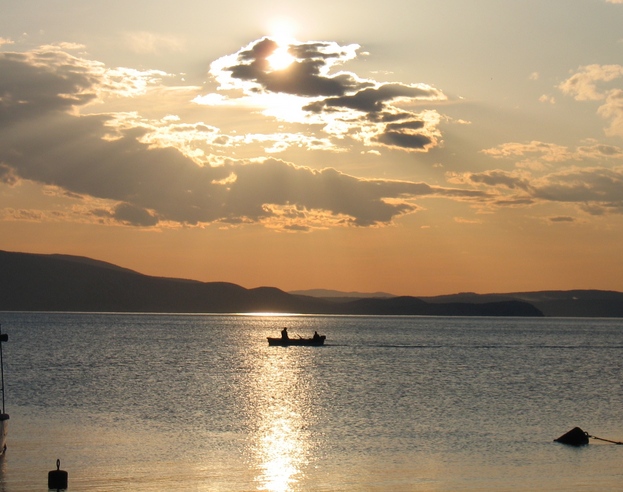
[0,313,621,491]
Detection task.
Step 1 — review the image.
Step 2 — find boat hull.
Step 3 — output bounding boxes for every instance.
[267,336,326,346]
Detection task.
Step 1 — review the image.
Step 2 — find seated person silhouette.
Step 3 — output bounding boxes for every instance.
[281,327,289,340]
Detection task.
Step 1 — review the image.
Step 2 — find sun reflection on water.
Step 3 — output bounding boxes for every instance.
[258,414,301,492]
[247,343,314,492]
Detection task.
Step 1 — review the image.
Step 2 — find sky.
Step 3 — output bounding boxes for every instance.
[1,0,623,296]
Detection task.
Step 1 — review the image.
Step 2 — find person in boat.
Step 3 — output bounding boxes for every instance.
[312,331,320,341]
[281,327,289,340]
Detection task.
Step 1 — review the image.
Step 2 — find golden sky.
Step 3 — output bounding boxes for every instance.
[1,0,623,295]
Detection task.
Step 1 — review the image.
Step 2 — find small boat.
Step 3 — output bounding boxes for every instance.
[0,327,8,455]
[267,335,326,346]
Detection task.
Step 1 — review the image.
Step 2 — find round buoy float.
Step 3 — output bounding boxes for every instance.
[48,459,68,490]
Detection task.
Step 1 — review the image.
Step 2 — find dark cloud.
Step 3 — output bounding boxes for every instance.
[372,119,436,151]
[289,41,351,62]
[493,197,535,206]
[113,203,159,227]
[302,84,442,151]
[225,37,366,97]
[385,121,425,132]
[374,130,433,151]
[374,111,415,123]
[467,167,623,215]
[211,38,446,153]
[1,106,477,226]
[0,51,97,124]
[533,167,623,207]
[468,170,531,190]
[594,144,623,156]
[306,84,442,114]
[226,160,418,226]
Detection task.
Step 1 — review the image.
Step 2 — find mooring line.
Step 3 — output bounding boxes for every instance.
[588,434,623,445]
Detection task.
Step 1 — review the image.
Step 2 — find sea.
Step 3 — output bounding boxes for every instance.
[0,312,621,491]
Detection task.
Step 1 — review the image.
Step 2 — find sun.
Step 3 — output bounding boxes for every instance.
[267,45,295,71]
[265,18,297,71]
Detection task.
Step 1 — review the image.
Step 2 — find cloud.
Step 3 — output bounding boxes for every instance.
[482,140,623,163]
[0,44,482,231]
[576,141,623,159]
[481,141,574,162]
[466,170,532,190]
[9,40,622,232]
[211,37,363,96]
[559,64,623,137]
[374,124,434,150]
[2,208,46,222]
[539,94,555,104]
[559,64,623,101]
[454,217,483,225]
[462,166,623,216]
[305,83,444,114]
[112,203,159,227]
[203,37,447,153]
[473,139,623,215]
[532,166,623,209]
[0,164,19,185]
[598,89,623,137]
[0,49,100,124]
[305,84,444,151]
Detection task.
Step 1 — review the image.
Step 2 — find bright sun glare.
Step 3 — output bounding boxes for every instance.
[267,46,295,71]
[266,19,297,71]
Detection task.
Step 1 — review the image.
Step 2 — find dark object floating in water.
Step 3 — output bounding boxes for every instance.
[267,336,326,346]
[48,459,68,490]
[555,427,623,446]
[555,427,589,446]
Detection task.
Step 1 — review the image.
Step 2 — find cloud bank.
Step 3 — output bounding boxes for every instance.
[0,43,478,230]
[3,38,623,232]
[458,140,623,216]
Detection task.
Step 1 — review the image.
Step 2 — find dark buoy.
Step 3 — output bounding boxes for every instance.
[554,427,589,446]
[48,459,68,490]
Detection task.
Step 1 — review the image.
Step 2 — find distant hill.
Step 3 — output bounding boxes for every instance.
[418,291,623,317]
[290,289,395,299]
[290,288,623,318]
[0,250,544,316]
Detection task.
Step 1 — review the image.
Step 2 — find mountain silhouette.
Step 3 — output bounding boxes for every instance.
[0,250,549,316]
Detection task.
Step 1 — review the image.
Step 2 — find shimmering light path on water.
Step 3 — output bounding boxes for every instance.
[0,313,622,490]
